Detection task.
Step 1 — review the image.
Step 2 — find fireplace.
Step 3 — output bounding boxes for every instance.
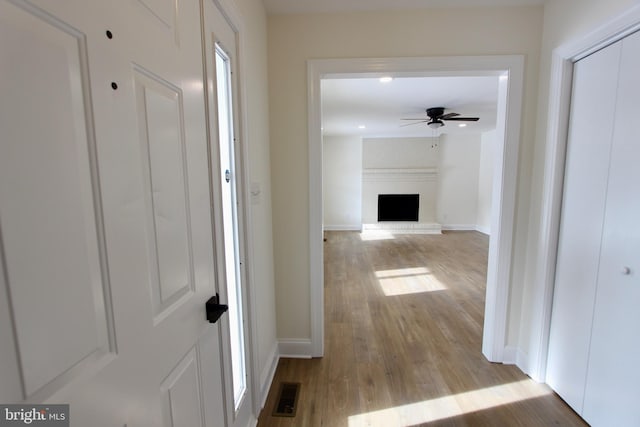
[377,194,419,222]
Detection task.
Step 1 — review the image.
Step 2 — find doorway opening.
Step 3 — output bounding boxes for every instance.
[308,56,525,362]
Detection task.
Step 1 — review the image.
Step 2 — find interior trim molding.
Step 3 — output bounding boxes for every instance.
[323,225,362,231]
[362,167,438,183]
[258,342,279,410]
[205,0,265,419]
[278,339,313,359]
[503,346,519,364]
[362,222,442,234]
[308,55,525,362]
[530,3,640,383]
[475,225,491,235]
[441,224,477,231]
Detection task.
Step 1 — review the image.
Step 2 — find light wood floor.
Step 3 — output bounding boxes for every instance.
[257,231,586,427]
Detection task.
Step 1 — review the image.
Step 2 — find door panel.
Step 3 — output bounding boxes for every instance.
[133,67,194,319]
[582,30,640,426]
[160,347,205,427]
[132,0,179,43]
[0,0,114,400]
[0,0,226,425]
[546,39,621,414]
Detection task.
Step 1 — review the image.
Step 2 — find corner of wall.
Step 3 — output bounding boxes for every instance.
[503,345,533,380]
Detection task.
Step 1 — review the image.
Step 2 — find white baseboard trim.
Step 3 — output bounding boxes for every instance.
[516,348,531,377]
[323,224,362,231]
[503,345,518,364]
[362,222,442,234]
[475,225,491,235]
[278,339,313,359]
[441,224,476,231]
[503,345,533,379]
[258,342,280,409]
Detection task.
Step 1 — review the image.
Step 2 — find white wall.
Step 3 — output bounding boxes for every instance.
[362,137,439,168]
[323,135,362,230]
[328,135,491,230]
[268,6,543,342]
[437,133,482,229]
[476,130,496,234]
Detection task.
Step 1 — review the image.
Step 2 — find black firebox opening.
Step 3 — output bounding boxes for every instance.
[377,194,419,222]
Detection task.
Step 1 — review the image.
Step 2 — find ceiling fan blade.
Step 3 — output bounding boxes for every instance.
[442,117,480,121]
[439,112,460,120]
[401,118,428,121]
[400,120,428,127]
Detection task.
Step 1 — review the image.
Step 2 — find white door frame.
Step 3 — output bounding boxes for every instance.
[529,4,640,383]
[202,0,262,419]
[307,55,524,361]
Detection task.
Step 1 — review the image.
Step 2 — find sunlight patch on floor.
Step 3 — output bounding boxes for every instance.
[375,267,447,296]
[348,379,552,427]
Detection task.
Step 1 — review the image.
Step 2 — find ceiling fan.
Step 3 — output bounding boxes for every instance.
[402,107,480,129]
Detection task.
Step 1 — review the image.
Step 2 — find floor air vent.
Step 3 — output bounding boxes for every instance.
[272,382,300,417]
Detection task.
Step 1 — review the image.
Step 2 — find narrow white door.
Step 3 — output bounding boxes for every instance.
[0,1,226,426]
[545,38,621,414]
[582,30,640,426]
[547,28,640,425]
[202,1,254,425]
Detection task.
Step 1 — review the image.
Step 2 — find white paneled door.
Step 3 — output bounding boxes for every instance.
[0,0,226,426]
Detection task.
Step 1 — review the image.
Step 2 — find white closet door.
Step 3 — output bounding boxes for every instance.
[582,30,640,427]
[546,39,621,414]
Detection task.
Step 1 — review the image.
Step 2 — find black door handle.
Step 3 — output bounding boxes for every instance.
[206,294,228,324]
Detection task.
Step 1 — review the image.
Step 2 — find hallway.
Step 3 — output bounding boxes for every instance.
[258,231,585,426]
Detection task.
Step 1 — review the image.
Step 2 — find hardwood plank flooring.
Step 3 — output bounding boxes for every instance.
[257,231,586,427]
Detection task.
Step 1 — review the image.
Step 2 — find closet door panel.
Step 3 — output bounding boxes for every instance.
[583,30,640,427]
[545,40,621,413]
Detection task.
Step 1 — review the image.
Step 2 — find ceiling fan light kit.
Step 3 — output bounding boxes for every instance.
[427,120,444,129]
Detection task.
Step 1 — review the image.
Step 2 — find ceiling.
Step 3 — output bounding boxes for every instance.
[263,0,545,15]
[266,0,533,139]
[322,75,500,138]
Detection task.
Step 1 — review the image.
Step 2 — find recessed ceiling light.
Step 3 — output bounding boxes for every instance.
[379,76,393,83]
[458,123,467,128]
[358,125,366,129]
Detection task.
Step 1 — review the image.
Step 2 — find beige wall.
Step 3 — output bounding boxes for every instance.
[233,0,278,393]
[519,0,640,371]
[268,6,544,341]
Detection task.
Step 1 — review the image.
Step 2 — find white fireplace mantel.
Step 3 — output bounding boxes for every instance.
[361,167,440,232]
[363,167,438,183]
